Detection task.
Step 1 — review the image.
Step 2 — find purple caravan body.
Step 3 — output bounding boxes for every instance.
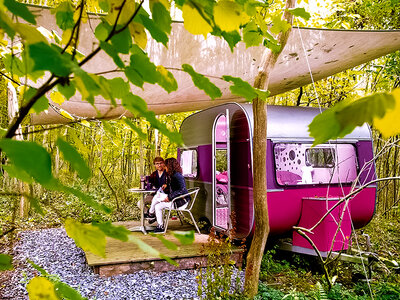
[178,103,376,255]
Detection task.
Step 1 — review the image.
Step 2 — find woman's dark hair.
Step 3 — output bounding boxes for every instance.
[164,157,182,175]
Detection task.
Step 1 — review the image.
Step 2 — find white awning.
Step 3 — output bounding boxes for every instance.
[25,6,400,124]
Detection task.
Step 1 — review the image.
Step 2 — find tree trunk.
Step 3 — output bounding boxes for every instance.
[244,1,295,297]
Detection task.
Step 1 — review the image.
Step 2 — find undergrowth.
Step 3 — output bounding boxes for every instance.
[256,216,400,299]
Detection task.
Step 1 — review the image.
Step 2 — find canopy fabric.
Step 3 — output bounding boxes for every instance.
[26,6,400,124]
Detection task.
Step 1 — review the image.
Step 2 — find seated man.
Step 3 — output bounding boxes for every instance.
[143,157,168,213]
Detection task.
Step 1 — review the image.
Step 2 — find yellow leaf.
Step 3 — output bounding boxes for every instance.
[374,89,400,138]
[105,0,136,26]
[74,5,88,23]
[14,23,47,43]
[61,28,73,46]
[214,0,243,32]
[27,277,58,300]
[182,3,212,38]
[129,22,147,49]
[81,120,91,127]
[60,109,75,121]
[50,91,65,105]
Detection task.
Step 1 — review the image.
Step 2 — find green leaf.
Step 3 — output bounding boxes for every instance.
[57,82,76,99]
[0,139,53,185]
[100,41,124,68]
[23,88,49,114]
[27,259,49,276]
[270,15,291,35]
[0,254,13,271]
[309,93,396,145]
[30,197,45,216]
[223,75,269,102]
[4,0,36,24]
[72,68,101,104]
[3,53,25,77]
[221,30,241,52]
[51,1,75,30]
[110,27,132,54]
[243,21,262,48]
[149,233,178,250]
[122,94,183,145]
[65,218,106,257]
[28,42,73,77]
[288,8,311,21]
[56,138,91,182]
[3,164,33,184]
[182,64,222,100]
[91,75,115,105]
[263,39,281,54]
[125,66,144,88]
[150,1,172,34]
[122,117,147,140]
[98,0,110,12]
[54,281,88,300]
[160,254,178,266]
[173,230,195,245]
[137,12,168,46]
[108,77,130,99]
[27,277,58,300]
[94,22,110,41]
[60,185,112,213]
[129,45,160,84]
[92,221,131,242]
[128,234,160,256]
[156,65,178,93]
[0,10,16,38]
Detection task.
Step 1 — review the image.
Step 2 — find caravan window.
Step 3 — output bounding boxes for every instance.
[274,143,358,186]
[306,148,335,168]
[180,149,198,178]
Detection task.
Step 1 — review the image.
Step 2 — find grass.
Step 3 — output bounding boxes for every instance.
[256,216,400,299]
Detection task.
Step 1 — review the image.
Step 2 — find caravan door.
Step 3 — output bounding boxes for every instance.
[212,111,231,231]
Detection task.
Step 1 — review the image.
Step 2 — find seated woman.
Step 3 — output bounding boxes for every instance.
[146,157,190,233]
[143,157,168,214]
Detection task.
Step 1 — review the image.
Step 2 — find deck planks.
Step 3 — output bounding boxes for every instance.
[84,220,244,276]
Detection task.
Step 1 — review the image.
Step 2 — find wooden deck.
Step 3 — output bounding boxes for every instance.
[85,220,244,276]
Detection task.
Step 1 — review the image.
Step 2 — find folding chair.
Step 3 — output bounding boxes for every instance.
[163,187,201,234]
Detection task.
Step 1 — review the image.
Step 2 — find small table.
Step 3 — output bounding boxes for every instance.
[128,188,156,234]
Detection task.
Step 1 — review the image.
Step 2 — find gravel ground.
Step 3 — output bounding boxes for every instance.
[1,228,244,299]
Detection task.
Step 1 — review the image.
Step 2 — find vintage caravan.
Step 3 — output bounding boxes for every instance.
[178,103,376,255]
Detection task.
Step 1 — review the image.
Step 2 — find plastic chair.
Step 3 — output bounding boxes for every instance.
[163,187,201,234]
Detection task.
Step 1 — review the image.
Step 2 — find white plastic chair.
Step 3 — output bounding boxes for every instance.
[163,187,201,234]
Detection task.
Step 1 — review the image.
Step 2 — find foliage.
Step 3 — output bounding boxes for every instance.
[309,89,400,145]
[0,253,13,271]
[27,260,88,300]
[196,229,244,299]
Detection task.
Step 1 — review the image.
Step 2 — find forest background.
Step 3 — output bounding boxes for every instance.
[0,0,400,298]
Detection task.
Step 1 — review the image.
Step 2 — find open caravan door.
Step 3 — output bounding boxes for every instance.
[212,110,231,231]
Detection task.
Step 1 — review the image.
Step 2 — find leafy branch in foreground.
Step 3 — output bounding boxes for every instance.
[309,89,400,145]
[0,0,311,297]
